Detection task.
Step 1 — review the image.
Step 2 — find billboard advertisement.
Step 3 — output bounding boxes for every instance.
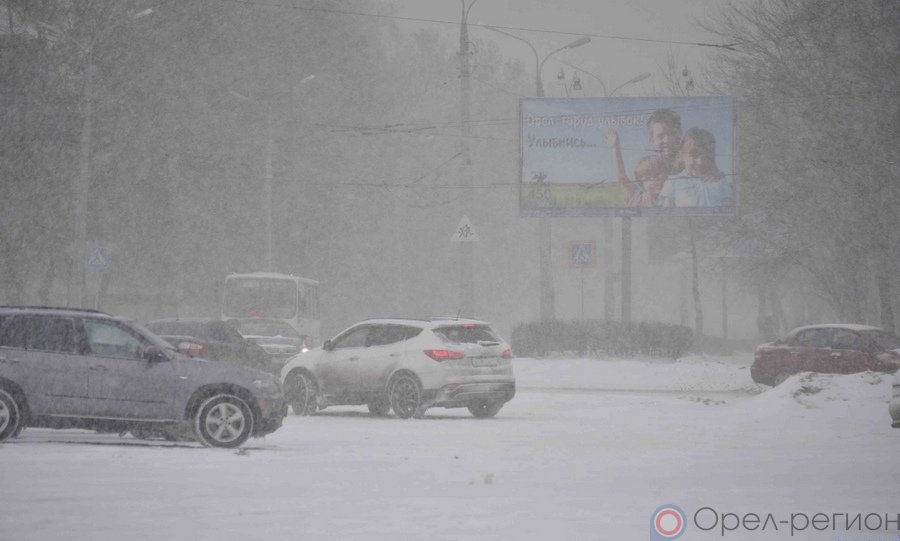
[520,96,735,217]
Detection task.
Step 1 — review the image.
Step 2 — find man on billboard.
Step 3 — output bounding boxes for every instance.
[606,108,683,208]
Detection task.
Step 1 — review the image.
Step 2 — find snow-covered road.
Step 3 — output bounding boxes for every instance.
[1,355,897,541]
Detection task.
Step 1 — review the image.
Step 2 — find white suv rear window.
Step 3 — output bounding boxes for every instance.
[433,325,499,345]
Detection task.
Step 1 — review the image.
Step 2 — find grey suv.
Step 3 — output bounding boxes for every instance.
[0,307,286,447]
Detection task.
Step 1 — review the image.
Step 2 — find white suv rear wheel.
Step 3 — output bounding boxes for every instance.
[0,389,23,441]
[389,374,425,419]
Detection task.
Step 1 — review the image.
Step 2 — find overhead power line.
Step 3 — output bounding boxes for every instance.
[217,0,739,50]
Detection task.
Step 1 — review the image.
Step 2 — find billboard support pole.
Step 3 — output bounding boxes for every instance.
[621,217,631,322]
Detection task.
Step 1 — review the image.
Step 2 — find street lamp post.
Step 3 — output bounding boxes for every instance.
[458,0,478,318]
[559,61,651,323]
[230,74,315,272]
[263,107,274,271]
[72,8,155,307]
[614,72,649,323]
[485,26,590,322]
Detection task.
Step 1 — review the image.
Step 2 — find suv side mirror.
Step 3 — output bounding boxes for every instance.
[143,346,168,363]
[323,339,334,351]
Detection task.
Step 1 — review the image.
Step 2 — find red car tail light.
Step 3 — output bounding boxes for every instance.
[178,342,207,357]
[424,349,465,361]
[501,348,513,359]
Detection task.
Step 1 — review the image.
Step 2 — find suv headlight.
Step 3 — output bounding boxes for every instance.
[253,378,281,396]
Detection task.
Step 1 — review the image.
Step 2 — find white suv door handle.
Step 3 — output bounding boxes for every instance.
[89,365,109,372]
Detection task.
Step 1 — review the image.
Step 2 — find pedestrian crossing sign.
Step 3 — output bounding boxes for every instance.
[86,241,110,269]
[450,215,480,242]
[569,241,596,268]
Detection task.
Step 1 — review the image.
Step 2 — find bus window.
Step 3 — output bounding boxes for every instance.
[223,278,297,319]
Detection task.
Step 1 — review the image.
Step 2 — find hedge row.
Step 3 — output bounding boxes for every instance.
[510,319,694,359]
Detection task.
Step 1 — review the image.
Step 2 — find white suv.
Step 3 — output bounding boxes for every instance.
[280,318,515,418]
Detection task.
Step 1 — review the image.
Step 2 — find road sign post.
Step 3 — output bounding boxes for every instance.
[569,241,596,319]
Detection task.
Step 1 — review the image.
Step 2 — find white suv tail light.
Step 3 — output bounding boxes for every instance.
[424,349,465,361]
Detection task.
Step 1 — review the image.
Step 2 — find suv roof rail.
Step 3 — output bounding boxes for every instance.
[0,305,110,315]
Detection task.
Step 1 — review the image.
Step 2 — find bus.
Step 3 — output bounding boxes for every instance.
[221,272,321,347]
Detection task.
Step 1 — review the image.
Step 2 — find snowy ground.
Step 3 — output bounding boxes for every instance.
[1,354,897,541]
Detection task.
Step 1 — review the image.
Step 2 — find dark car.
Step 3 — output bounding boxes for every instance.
[226,318,307,370]
[751,324,900,386]
[145,318,272,373]
[0,307,285,447]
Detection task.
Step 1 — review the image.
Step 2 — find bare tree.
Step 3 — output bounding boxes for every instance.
[704,0,899,329]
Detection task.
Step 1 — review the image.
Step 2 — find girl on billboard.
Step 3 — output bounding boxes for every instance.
[659,128,734,208]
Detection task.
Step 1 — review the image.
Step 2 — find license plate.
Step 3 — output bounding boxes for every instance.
[472,357,498,367]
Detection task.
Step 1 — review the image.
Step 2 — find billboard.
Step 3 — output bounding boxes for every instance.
[520,96,735,217]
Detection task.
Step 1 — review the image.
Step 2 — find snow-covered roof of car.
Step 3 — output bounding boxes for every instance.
[352,317,491,327]
[147,317,221,323]
[790,323,883,333]
[0,306,118,319]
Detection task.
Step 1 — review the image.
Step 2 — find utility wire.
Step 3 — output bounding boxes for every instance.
[216,0,739,50]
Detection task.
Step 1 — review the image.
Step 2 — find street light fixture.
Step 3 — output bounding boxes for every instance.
[483,26,590,99]
[559,60,651,97]
[611,72,651,96]
[483,26,590,322]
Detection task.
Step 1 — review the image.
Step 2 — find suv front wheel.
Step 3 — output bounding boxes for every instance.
[193,394,254,448]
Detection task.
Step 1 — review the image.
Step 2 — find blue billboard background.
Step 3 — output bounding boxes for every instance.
[519,96,735,217]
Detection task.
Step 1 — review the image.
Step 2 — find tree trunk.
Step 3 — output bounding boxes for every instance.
[876,271,895,333]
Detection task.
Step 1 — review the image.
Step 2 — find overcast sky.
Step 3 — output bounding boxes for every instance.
[391,0,733,96]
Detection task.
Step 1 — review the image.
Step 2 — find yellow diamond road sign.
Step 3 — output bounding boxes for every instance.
[450,215,480,242]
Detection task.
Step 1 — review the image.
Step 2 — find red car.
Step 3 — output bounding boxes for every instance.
[751,324,900,386]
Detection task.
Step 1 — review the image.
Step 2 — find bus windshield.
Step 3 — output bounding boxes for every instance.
[222,277,297,319]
